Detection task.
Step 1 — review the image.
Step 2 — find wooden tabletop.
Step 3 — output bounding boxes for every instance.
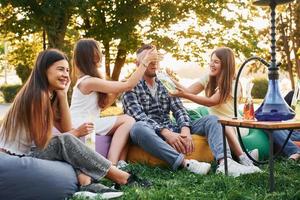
[218,117,300,130]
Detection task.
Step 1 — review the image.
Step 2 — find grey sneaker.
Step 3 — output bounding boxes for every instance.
[216,158,261,177]
[73,191,123,199]
[185,159,211,175]
[79,183,123,199]
[239,149,259,166]
[249,149,259,161]
[117,160,129,169]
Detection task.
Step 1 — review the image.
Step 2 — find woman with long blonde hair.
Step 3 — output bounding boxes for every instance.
[0,49,151,196]
[169,47,258,167]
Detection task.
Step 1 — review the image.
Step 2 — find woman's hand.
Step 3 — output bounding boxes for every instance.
[70,122,94,137]
[169,86,185,97]
[139,47,159,67]
[166,67,179,82]
[56,78,71,99]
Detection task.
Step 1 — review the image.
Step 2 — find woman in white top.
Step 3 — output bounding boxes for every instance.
[169,47,255,166]
[0,49,152,194]
[70,38,158,166]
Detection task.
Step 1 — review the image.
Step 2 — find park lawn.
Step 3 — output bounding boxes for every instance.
[72,158,300,200]
[92,105,300,200]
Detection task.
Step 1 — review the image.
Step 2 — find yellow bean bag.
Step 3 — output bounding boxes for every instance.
[127,135,214,167]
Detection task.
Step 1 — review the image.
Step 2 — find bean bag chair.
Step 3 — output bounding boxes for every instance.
[81,135,112,157]
[240,129,270,160]
[95,135,112,157]
[186,108,202,122]
[0,152,78,200]
[127,135,214,167]
[195,106,210,117]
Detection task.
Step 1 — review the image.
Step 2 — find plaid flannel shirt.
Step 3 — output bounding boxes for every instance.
[122,78,191,134]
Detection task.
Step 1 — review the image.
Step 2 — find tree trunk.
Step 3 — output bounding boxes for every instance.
[47,31,65,49]
[279,15,295,89]
[44,13,70,49]
[293,1,300,78]
[111,46,127,81]
[103,42,111,79]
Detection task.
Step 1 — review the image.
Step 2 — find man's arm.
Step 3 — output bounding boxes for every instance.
[169,96,191,129]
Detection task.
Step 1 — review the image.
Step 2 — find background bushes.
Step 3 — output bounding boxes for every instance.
[251,78,268,99]
[0,84,22,103]
[15,64,32,84]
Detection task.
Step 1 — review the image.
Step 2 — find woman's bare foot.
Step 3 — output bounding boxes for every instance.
[78,173,92,186]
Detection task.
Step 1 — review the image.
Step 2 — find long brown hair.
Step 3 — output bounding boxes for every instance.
[0,49,68,149]
[205,47,235,104]
[72,38,108,108]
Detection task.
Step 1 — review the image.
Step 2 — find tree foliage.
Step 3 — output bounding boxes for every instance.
[151,1,265,66]
[0,0,282,82]
[0,0,79,49]
[5,33,43,83]
[276,1,300,89]
[76,0,195,80]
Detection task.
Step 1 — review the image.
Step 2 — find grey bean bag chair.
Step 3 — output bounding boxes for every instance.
[0,152,78,200]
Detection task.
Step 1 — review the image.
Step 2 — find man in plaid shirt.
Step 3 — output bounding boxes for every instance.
[122,44,260,176]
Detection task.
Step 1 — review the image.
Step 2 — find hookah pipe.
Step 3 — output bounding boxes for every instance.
[232,0,295,164]
[233,57,294,164]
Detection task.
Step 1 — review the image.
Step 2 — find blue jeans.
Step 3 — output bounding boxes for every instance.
[191,115,231,161]
[272,130,300,156]
[130,115,231,170]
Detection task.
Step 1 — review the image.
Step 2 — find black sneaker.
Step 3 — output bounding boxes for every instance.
[78,183,123,199]
[114,173,152,190]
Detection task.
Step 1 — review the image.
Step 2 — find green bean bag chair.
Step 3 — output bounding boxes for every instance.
[240,128,269,160]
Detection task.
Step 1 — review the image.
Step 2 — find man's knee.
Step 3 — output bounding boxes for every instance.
[204,115,219,124]
[131,121,145,137]
[130,121,155,142]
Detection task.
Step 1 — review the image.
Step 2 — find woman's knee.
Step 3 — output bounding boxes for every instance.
[58,133,78,143]
[118,114,135,125]
[123,114,135,125]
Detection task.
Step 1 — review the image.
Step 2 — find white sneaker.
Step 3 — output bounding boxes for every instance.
[249,149,259,161]
[117,160,129,169]
[73,191,124,199]
[216,158,261,177]
[239,149,259,166]
[185,159,211,175]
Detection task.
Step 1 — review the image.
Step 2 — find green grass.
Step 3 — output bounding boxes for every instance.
[71,158,300,200]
